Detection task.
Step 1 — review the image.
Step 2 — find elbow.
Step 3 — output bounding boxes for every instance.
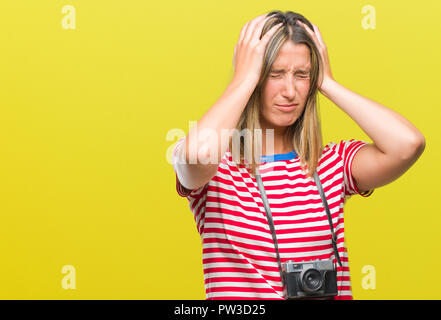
[401,132,426,161]
[185,141,220,165]
[417,134,426,154]
[411,131,426,156]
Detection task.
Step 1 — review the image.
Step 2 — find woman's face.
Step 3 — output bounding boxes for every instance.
[260,41,311,132]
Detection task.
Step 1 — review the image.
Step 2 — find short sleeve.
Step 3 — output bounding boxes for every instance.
[328,139,374,198]
[172,137,208,198]
[172,137,208,235]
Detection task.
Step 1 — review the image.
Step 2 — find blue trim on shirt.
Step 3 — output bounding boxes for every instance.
[260,150,298,163]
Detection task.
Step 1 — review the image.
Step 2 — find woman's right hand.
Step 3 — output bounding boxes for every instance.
[232,14,283,87]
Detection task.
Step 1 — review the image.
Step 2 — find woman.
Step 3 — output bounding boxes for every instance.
[172,10,425,300]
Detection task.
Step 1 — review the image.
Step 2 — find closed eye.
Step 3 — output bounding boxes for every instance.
[269,73,310,79]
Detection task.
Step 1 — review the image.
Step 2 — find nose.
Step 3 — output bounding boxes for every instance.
[282,75,297,100]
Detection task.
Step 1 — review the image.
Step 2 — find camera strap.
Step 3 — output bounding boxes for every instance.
[255,168,343,276]
[255,169,284,286]
[312,171,343,268]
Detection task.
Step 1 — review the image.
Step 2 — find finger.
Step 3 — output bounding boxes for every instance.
[298,20,313,35]
[242,15,266,44]
[242,14,267,44]
[232,43,239,69]
[311,24,326,48]
[238,21,250,43]
[259,22,283,44]
[297,21,320,48]
[249,14,274,42]
[239,14,265,43]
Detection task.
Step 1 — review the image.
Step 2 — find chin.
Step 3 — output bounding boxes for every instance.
[274,116,299,128]
[260,111,300,130]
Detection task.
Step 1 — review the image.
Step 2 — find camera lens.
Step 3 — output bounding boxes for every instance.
[302,269,323,293]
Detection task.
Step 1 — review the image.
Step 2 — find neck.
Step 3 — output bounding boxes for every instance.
[261,127,293,156]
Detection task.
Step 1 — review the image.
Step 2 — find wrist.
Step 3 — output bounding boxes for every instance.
[229,76,257,93]
[319,77,337,98]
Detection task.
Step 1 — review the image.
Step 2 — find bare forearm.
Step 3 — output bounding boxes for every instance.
[321,78,425,158]
[185,79,255,164]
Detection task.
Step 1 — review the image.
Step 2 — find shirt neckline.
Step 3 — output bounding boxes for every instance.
[260,150,298,163]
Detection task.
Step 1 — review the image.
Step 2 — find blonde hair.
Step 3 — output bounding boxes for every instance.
[229,10,324,179]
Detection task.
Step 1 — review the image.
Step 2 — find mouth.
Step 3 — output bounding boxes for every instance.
[276,103,298,111]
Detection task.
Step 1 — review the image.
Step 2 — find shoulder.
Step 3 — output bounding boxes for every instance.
[318,139,371,173]
[320,141,340,162]
[322,139,370,159]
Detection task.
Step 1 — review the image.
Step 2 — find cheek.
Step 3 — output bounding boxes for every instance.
[297,80,311,98]
[260,83,277,112]
[263,81,279,100]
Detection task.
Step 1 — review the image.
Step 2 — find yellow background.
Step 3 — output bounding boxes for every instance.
[0,0,439,299]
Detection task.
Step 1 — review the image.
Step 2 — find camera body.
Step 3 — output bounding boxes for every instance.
[282,260,338,299]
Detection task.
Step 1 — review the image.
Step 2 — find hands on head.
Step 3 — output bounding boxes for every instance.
[232,14,283,87]
[232,13,333,91]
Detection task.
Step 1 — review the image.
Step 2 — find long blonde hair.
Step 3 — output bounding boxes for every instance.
[229,10,324,179]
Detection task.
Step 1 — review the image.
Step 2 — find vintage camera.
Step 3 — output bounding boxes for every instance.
[282,260,338,299]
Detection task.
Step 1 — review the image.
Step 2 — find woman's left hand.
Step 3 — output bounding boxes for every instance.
[297,21,333,91]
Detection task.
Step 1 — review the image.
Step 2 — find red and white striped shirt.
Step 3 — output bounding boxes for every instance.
[172,138,374,300]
